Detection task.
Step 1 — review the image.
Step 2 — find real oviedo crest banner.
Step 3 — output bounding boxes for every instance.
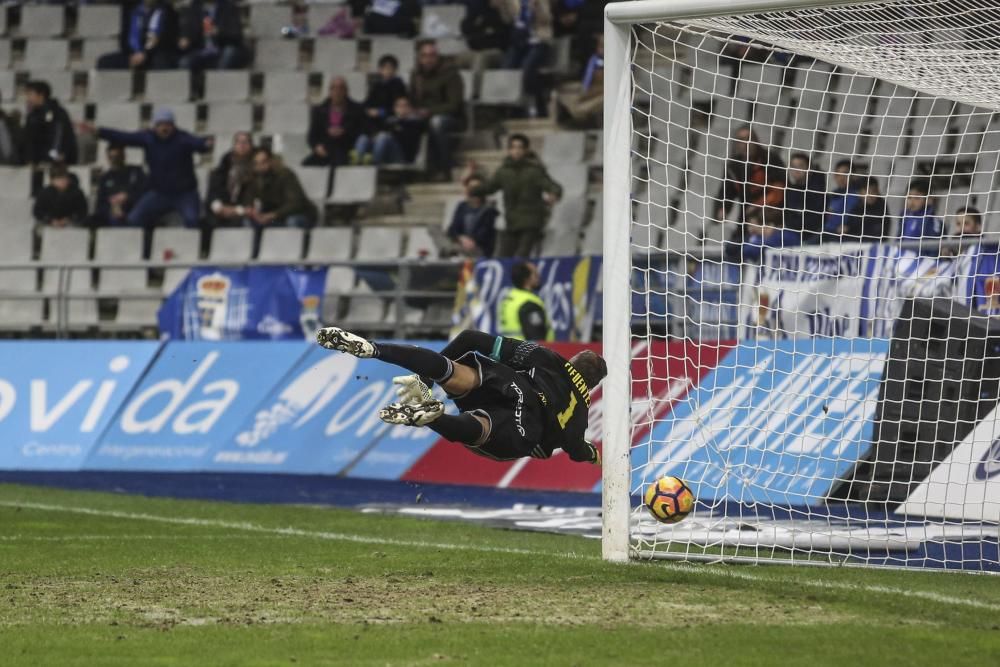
[158,267,327,341]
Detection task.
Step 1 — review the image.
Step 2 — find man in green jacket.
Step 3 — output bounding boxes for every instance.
[411,39,465,180]
[242,147,318,251]
[472,134,562,257]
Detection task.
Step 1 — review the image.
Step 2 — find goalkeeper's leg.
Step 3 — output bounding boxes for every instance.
[378,402,490,444]
[316,326,479,395]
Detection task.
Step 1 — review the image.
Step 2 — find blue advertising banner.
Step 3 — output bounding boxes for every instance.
[205,342,450,479]
[451,256,601,341]
[158,266,327,341]
[85,342,308,471]
[631,338,889,506]
[0,342,160,470]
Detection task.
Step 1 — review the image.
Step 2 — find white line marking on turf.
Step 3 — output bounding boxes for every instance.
[0,534,288,542]
[3,499,998,613]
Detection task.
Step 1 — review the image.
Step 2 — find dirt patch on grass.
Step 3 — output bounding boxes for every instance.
[1,567,867,629]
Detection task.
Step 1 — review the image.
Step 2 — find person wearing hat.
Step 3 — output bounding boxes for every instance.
[88,108,213,233]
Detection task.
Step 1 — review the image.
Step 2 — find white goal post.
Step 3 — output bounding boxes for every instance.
[601,0,1000,570]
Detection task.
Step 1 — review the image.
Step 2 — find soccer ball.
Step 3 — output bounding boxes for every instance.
[643,476,695,524]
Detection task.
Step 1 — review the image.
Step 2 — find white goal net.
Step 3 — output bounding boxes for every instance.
[603,0,1000,571]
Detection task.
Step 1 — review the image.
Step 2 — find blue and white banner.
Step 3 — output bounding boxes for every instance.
[158,267,327,341]
[632,338,889,506]
[84,342,308,471]
[451,256,602,342]
[0,342,160,470]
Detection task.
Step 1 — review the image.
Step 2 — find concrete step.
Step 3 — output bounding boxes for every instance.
[364,214,441,228]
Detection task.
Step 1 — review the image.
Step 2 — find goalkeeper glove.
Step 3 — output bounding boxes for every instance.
[586,441,601,466]
[392,374,433,404]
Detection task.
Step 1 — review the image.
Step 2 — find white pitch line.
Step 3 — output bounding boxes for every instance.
[2,499,998,613]
[0,534,288,542]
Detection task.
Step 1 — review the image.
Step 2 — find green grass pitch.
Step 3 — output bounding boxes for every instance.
[1,483,999,666]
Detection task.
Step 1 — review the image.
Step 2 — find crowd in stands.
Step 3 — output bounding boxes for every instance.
[718,125,986,262]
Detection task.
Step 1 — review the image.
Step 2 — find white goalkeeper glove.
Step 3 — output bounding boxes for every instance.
[392,374,433,404]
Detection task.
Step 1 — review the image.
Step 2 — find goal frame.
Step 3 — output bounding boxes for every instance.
[600,0,889,563]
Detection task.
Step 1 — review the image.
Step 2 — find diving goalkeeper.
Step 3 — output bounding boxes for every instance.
[316,327,605,464]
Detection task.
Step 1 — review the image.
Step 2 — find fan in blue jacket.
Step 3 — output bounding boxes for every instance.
[899,179,943,254]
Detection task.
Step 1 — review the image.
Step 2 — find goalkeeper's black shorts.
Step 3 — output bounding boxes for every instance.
[449,351,550,461]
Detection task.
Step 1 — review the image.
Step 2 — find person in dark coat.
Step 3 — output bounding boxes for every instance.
[837,176,890,242]
[22,80,77,167]
[0,90,22,165]
[782,152,826,244]
[93,107,213,229]
[33,164,89,227]
[362,0,420,37]
[205,131,254,227]
[462,0,510,51]
[178,0,248,70]
[353,96,426,166]
[97,0,180,70]
[92,143,147,227]
[361,54,408,127]
[447,174,498,258]
[303,77,367,167]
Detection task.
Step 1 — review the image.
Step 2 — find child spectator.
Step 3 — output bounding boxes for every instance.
[304,77,367,167]
[93,143,147,227]
[33,164,89,227]
[448,174,498,258]
[353,96,426,166]
[899,179,943,251]
[206,131,255,227]
[362,55,408,124]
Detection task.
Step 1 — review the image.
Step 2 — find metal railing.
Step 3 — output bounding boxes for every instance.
[0,258,464,339]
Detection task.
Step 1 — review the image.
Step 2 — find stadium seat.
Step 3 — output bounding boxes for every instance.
[94,228,148,295]
[547,195,587,234]
[306,5,343,33]
[296,167,331,200]
[89,70,134,102]
[249,5,291,37]
[271,133,310,166]
[206,103,253,135]
[24,39,69,70]
[368,37,416,77]
[329,166,376,205]
[263,71,309,103]
[0,9,6,37]
[0,40,10,70]
[262,103,307,134]
[0,167,33,199]
[76,4,121,38]
[541,226,579,257]
[145,71,191,104]
[404,227,438,259]
[546,164,588,198]
[80,38,118,70]
[113,297,162,328]
[306,227,353,262]
[95,103,142,131]
[40,226,91,295]
[208,228,255,262]
[29,70,74,102]
[171,104,198,132]
[734,62,783,104]
[203,71,251,102]
[19,5,64,37]
[440,195,463,229]
[151,228,201,295]
[258,228,305,261]
[355,227,402,260]
[420,4,466,38]
[0,268,43,331]
[343,283,388,327]
[581,220,603,255]
[477,69,523,105]
[312,39,359,75]
[0,197,34,226]
[0,70,13,102]
[321,266,355,323]
[541,131,586,165]
[69,166,93,196]
[459,69,476,101]
[254,39,301,71]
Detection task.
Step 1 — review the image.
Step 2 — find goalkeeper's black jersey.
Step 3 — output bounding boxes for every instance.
[494,338,593,461]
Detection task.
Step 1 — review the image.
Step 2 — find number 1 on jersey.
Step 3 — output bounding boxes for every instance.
[557,393,578,429]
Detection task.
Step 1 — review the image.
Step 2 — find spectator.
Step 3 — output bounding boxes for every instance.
[715,125,785,228]
[471,134,562,258]
[0,90,21,165]
[557,33,603,128]
[362,55,408,124]
[93,143,147,227]
[241,147,318,252]
[33,164,89,227]
[447,174,498,257]
[837,176,889,242]
[205,131,254,227]
[727,207,799,263]
[411,39,465,180]
[98,0,180,70]
[498,260,552,341]
[353,96,426,166]
[362,0,420,37]
[899,179,943,250]
[92,108,213,231]
[178,0,248,71]
[782,152,825,243]
[22,80,78,167]
[498,0,553,117]
[316,4,356,38]
[552,1,604,64]
[461,0,510,52]
[303,77,367,167]
[822,159,864,237]
[953,205,984,238]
